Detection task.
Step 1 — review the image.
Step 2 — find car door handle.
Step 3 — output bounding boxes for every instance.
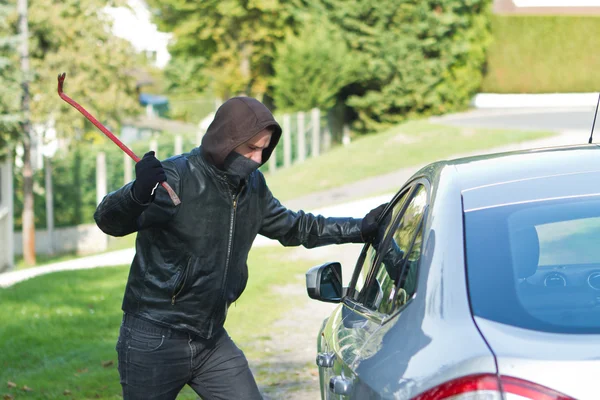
[330,375,353,395]
[316,352,336,368]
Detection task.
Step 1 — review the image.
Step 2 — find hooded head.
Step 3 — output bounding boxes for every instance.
[200,97,282,171]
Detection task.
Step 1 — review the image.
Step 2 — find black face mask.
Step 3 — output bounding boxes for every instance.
[223,151,261,185]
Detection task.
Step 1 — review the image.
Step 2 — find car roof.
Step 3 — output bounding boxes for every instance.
[420,144,600,212]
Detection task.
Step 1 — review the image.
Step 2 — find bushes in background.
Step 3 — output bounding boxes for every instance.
[316,0,492,131]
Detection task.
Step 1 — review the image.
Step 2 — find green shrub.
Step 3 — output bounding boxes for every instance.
[319,0,492,132]
[272,17,360,112]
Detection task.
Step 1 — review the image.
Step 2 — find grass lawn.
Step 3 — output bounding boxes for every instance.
[0,246,315,400]
[263,119,553,201]
[14,236,137,271]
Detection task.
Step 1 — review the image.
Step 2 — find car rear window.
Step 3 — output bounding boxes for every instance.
[464,195,600,334]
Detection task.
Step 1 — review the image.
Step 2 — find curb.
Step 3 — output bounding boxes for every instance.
[473,93,599,109]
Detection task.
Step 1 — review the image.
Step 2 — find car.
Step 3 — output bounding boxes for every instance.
[306,144,600,400]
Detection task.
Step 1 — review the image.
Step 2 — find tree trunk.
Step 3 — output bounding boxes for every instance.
[18,0,35,265]
[45,156,54,256]
[73,147,82,224]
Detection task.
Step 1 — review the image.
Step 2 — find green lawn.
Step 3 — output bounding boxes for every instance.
[264,119,553,201]
[0,246,315,400]
[14,236,137,271]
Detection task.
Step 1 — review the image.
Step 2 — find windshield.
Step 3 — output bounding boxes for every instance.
[464,195,600,334]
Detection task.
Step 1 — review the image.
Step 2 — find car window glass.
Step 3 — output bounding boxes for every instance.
[362,185,427,314]
[350,190,409,300]
[536,217,600,265]
[465,195,600,334]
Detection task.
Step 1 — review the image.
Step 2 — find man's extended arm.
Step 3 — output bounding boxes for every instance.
[94,153,182,237]
[259,188,363,248]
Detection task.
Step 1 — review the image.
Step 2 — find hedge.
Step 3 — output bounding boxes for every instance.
[481,15,600,93]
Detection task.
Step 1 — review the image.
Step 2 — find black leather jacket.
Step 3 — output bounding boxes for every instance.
[94,147,363,338]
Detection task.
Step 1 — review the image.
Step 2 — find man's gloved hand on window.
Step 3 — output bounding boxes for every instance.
[132,151,166,204]
[361,203,388,243]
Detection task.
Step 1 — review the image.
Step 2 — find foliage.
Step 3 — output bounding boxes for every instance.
[481,15,600,93]
[151,0,492,133]
[315,0,492,132]
[24,0,141,142]
[0,1,20,159]
[271,16,360,112]
[146,0,307,100]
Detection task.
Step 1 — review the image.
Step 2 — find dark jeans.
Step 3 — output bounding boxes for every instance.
[116,313,263,400]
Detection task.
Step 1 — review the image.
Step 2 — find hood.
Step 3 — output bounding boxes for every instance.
[200,97,282,170]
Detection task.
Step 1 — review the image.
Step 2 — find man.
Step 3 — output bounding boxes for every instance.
[94,96,386,400]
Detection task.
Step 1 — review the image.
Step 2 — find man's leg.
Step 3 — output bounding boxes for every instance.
[188,329,263,400]
[116,314,191,400]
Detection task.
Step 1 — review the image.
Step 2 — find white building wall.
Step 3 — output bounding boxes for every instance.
[104,0,172,68]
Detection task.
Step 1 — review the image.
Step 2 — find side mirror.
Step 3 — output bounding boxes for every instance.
[306,262,343,303]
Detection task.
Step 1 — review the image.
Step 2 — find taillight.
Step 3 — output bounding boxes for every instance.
[412,374,575,400]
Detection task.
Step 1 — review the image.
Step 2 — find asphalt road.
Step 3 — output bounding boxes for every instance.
[431,106,599,134]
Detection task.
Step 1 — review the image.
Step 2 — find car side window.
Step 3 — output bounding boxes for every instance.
[362,185,427,315]
[349,189,410,301]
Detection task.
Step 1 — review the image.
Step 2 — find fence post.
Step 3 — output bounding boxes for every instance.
[44,156,55,255]
[175,134,183,155]
[96,152,108,251]
[124,153,132,185]
[1,157,14,272]
[269,147,277,173]
[297,112,306,163]
[96,152,107,206]
[311,108,320,157]
[150,139,158,158]
[323,127,332,151]
[343,124,351,145]
[283,114,292,168]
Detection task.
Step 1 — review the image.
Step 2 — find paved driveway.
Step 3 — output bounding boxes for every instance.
[431,106,598,133]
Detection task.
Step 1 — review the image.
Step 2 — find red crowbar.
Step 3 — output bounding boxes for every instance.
[57,72,181,206]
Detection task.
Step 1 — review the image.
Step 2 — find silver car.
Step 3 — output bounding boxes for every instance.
[306,144,600,400]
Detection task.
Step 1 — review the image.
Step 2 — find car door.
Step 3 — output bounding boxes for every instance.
[318,182,429,399]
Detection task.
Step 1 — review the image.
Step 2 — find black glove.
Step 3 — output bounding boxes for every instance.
[361,203,388,243]
[132,151,167,204]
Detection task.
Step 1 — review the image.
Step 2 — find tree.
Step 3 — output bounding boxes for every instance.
[0,1,20,161]
[318,0,492,131]
[146,0,307,100]
[10,0,142,265]
[271,16,361,112]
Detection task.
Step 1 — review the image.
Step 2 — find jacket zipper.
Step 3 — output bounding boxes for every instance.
[171,262,190,305]
[210,191,239,336]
